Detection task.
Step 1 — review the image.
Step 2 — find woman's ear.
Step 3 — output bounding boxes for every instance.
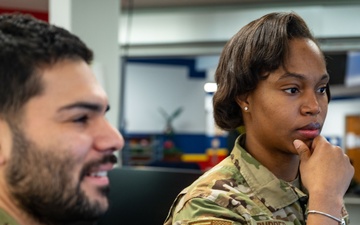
[235,94,250,111]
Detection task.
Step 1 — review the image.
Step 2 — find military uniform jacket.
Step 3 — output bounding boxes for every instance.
[0,208,20,225]
[164,135,349,225]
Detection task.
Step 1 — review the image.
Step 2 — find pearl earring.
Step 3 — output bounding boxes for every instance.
[244,106,249,111]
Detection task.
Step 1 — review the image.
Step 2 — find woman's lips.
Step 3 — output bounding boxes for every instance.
[297,122,321,139]
[297,129,320,139]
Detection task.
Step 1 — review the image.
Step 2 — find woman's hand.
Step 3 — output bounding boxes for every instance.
[293,135,354,219]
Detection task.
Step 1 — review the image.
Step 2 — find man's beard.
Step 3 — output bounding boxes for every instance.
[5,123,111,224]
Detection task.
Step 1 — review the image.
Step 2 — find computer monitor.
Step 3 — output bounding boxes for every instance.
[96,166,202,225]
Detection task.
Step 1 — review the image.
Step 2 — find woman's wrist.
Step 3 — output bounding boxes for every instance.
[307,193,343,218]
[307,210,345,225]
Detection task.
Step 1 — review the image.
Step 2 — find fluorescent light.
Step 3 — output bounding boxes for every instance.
[204,82,217,93]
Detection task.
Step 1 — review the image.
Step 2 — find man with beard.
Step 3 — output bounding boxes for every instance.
[0,13,124,225]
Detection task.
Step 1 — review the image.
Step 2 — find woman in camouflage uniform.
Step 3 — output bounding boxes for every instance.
[164,12,354,225]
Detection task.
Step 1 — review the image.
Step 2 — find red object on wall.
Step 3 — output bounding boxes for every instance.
[0,8,48,22]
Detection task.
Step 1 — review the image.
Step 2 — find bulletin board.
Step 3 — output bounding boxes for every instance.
[346,115,360,182]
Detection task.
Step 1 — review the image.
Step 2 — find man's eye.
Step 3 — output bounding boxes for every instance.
[284,87,299,94]
[73,115,88,123]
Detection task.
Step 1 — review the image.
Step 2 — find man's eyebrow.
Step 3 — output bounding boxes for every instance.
[277,72,329,82]
[58,102,110,113]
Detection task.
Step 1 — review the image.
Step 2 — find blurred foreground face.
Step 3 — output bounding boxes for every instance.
[5,59,124,224]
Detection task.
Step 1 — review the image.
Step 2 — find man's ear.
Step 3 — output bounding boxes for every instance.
[0,152,4,165]
[0,119,5,165]
[0,118,11,166]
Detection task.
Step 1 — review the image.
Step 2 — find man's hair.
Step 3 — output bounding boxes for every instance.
[213,12,330,131]
[0,13,93,120]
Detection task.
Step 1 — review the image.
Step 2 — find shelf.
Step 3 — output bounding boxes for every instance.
[331,85,360,99]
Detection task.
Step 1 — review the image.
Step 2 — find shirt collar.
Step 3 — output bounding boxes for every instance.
[231,134,308,211]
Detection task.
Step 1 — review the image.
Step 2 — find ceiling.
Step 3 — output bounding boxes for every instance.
[0,0,357,12]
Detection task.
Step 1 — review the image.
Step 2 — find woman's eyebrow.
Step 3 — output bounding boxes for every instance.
[278,72,306,81]
[277,72,329,82]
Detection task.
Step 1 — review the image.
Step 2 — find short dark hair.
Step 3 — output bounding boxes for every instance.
[213,12,330,131]
[0,13,93,120]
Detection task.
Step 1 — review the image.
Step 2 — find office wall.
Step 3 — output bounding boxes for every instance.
[124,63,206,134]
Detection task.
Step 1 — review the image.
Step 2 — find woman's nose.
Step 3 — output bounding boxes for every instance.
[300,92,321,116]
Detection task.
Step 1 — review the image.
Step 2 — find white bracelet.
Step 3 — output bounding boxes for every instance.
[307,210,345,225]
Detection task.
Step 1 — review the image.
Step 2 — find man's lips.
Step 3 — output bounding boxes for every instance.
[297,122,321,140]
[84,163,114,186]
[87,163,114,178]
[81,154,117,181]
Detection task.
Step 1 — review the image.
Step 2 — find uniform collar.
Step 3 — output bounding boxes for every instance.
[0,207,21,225]
[231,134,308,211]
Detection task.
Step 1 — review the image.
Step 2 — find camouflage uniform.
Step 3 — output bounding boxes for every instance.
[164,135,349,225]
[0,208,20,225]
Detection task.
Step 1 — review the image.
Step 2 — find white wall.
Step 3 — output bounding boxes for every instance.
[124,63,206,133]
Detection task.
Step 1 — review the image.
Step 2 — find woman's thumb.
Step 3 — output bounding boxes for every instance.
[293,139,311,160]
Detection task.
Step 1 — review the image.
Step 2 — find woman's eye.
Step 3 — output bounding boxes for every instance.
[284,87,299,94]
[73,115,88,123]
[318,86,327,94]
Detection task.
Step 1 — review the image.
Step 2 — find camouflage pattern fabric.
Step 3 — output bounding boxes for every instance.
[164,134,349,225]
[0,208,20,225]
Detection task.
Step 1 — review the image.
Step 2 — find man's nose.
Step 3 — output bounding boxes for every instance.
[93,120,124,152]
